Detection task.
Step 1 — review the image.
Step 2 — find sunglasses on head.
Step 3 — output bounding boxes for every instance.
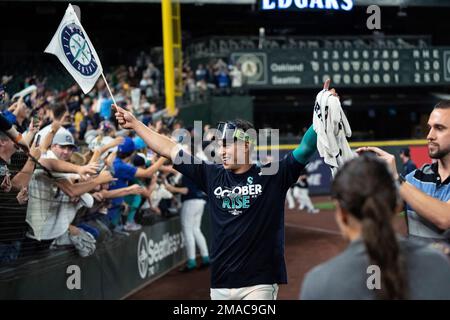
[215,122,256,145]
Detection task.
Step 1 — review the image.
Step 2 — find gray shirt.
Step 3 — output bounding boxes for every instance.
[300,237,450,300]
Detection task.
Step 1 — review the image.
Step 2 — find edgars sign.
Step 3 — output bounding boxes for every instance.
[260,0,354,11]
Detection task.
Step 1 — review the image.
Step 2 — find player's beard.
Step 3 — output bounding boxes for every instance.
[428,142,450,159]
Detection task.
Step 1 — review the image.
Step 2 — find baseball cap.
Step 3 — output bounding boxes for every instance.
[118,137,136,154]
[133,136,146,150]
[132,154,146,167]
[52,129,76,148]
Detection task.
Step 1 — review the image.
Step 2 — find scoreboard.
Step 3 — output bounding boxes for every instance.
[231,47,450,88]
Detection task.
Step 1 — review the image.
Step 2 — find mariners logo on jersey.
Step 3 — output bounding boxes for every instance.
[60,23,99,77]
[213,176,263,216]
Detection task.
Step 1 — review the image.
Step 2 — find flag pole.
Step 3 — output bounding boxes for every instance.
[101,73,118,107]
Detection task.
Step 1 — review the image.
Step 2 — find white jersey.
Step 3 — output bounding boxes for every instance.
[312,89,355,176]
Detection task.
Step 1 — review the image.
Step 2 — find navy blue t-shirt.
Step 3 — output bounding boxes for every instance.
[402,159,417,177]
[174,150,305,288]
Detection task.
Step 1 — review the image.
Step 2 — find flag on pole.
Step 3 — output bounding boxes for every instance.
[45,4,103,94]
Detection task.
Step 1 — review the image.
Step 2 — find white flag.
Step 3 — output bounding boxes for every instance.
[45,4,103,94]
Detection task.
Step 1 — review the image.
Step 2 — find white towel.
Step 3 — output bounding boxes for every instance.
[312,89,355,176]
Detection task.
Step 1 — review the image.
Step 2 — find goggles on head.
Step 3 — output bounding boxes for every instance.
[215,122,256,145]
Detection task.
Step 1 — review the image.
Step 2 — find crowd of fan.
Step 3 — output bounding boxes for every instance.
[0,57,215,265]
[182,58,245,102]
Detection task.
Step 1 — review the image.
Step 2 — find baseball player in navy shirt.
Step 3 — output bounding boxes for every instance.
[114,81,335,300]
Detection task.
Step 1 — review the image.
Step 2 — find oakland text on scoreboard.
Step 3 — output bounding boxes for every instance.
[260,0,354,11]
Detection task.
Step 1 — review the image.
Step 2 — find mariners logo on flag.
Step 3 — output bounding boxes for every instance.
[45,4,103,94]
[61,23,99,77]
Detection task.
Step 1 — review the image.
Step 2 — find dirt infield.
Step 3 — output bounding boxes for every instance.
[128,196,407,300]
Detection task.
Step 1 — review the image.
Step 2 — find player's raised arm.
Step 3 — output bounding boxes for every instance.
[113,104,180,160]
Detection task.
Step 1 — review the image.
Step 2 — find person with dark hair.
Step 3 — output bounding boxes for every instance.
[358,101,450,246]
[0,111,44,195]
[0,113,29,153]
[399,147,417,176]
[79,96,100,140]
[34,103,69,148]
[113,81,331,300]
[0,130,40,193]
[300,155,450,300]
[50,102,69,121]
[0,129,39,264]
[1,96,32,133]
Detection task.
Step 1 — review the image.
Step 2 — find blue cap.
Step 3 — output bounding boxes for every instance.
[133,136,146,150]
[118,137,136,154]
